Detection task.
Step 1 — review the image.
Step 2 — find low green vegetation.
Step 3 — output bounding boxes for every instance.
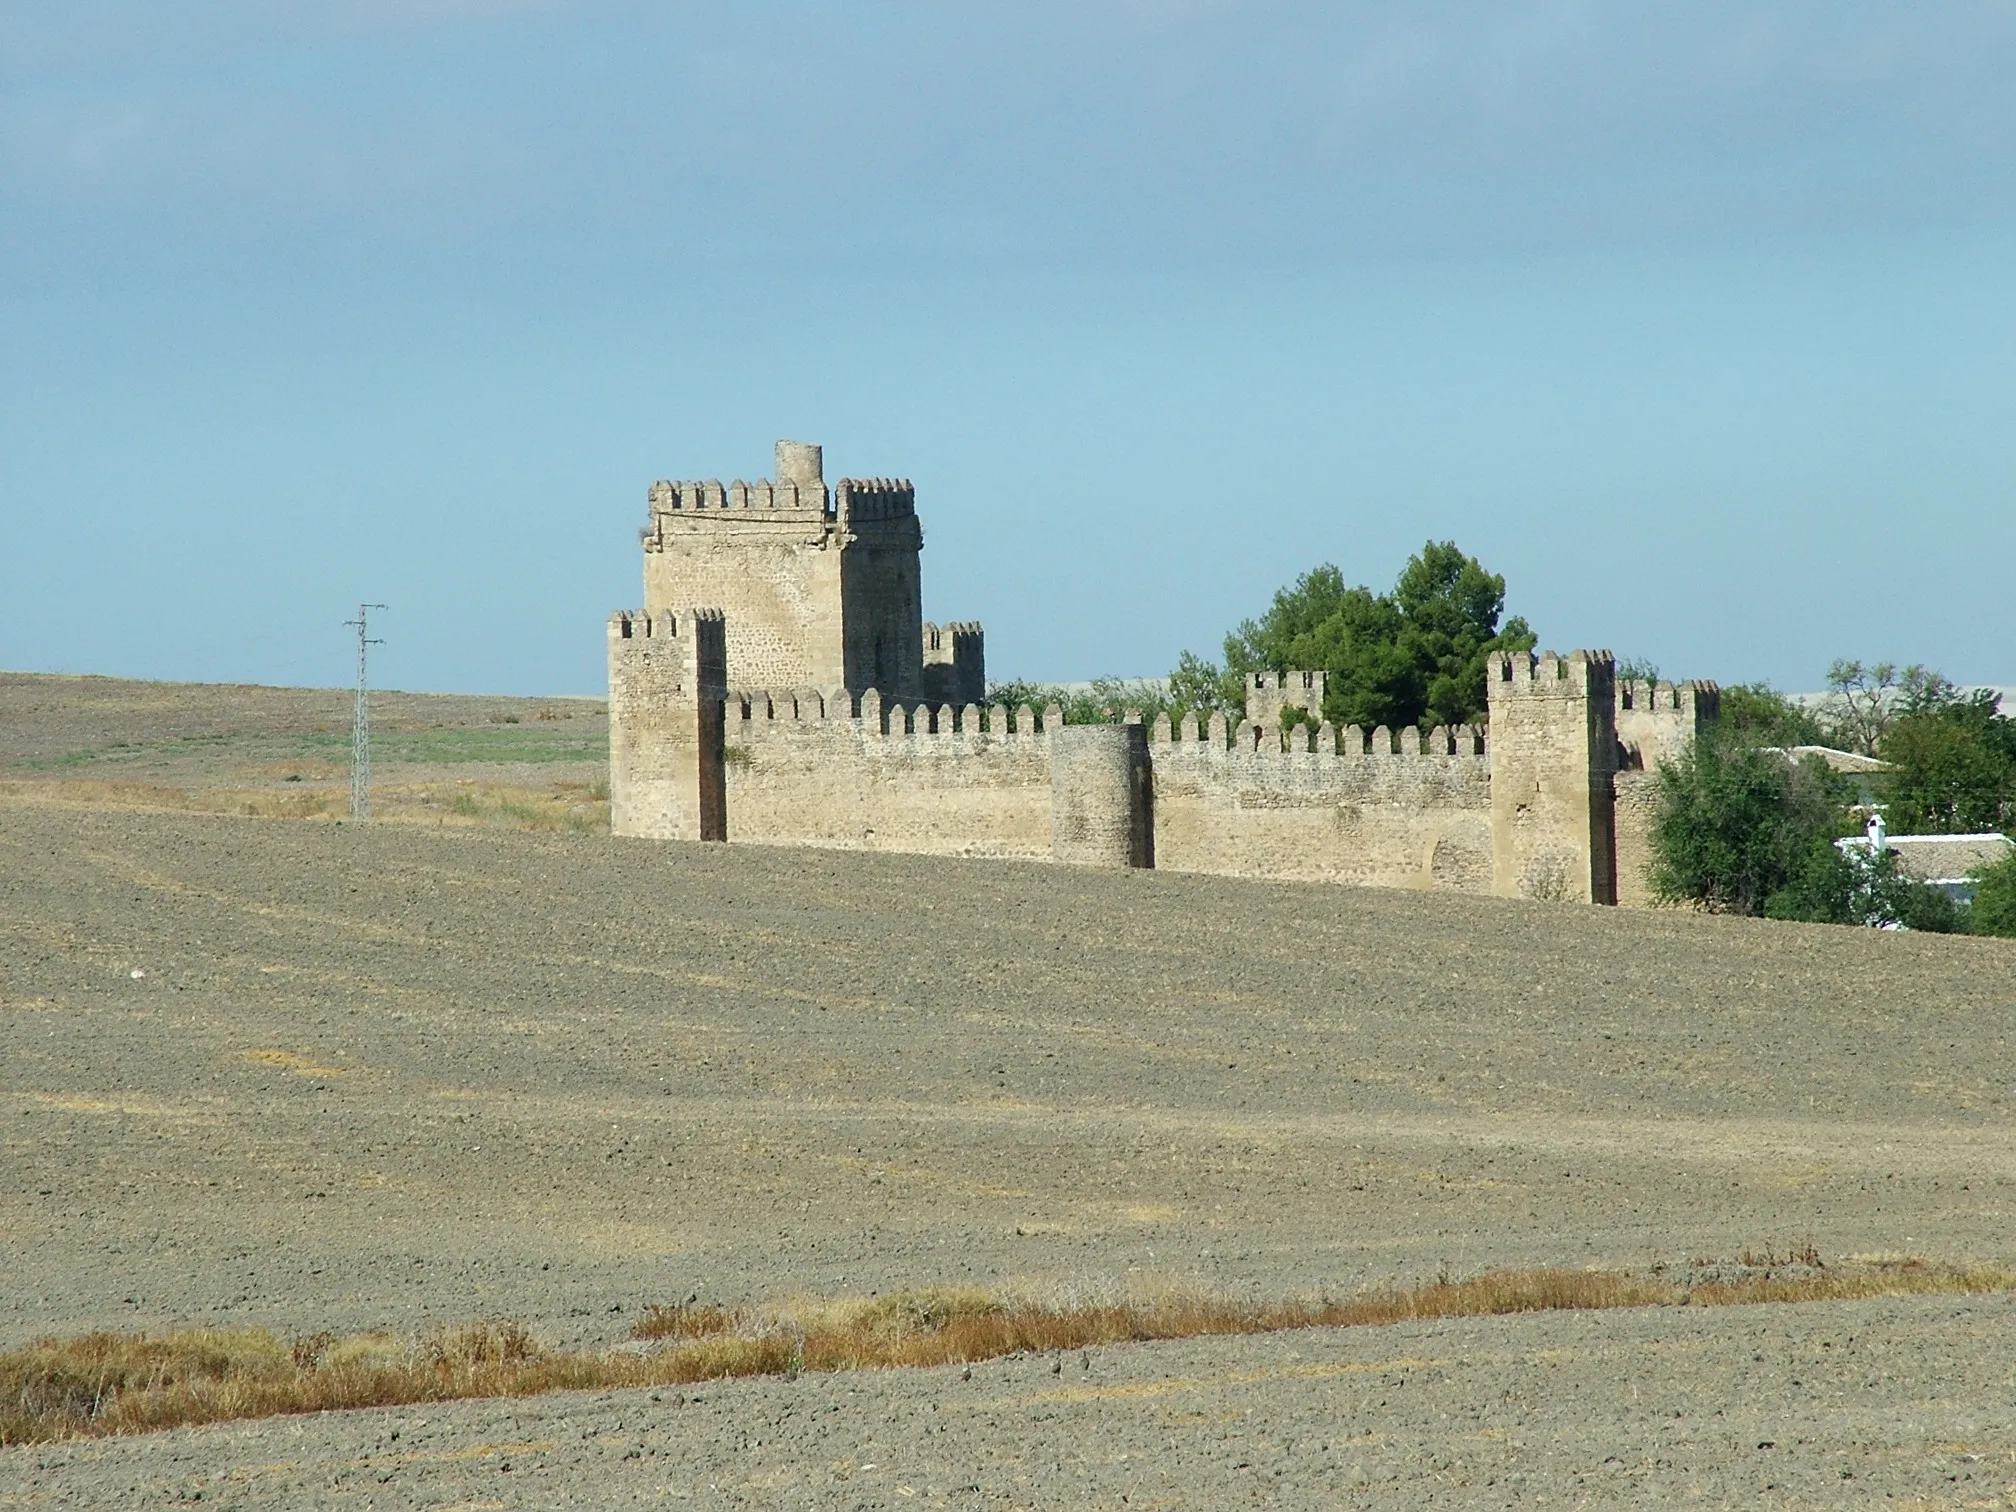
[1874,695,2016,836]
[1650,661,2015,935]
[1966,851,2016,937]
[15,724,609,773]
[1714,683,1829,747]
[993,540,1535,734]
[1648,733,1858,919]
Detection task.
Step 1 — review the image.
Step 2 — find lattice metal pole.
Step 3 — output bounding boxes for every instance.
[345,604,387,821]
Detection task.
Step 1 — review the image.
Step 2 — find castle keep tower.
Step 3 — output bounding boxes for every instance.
[1487,649,1619,904]
[639,439,980,701]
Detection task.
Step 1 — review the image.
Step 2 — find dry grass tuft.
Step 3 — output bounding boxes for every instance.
[632,1301,741,1342]
[6,1258,2011,1445]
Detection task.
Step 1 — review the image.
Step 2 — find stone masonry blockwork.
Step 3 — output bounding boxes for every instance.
[610,440,1713,903]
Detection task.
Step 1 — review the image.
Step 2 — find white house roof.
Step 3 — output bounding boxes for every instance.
[1876,833,2013,884]
[1767,745,1894,774]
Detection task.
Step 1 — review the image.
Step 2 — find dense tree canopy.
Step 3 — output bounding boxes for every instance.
[1716,684,1828,748]
[1177,542,1535,731]
[1875,689,2016,835]
[1647,732,1852,917]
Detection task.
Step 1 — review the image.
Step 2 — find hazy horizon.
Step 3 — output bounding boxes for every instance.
[6,5,2013,696]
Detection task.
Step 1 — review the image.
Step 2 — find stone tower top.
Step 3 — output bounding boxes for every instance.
[775,440,823,488]
[638,438,959,700]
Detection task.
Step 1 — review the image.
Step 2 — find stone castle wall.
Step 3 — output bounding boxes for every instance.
[608,438,1706,905]
[1616,679,1720,771]
[921,622,986,708]
[1613,770,1661,909]
[1244,670,1326,743]
[637,443,945,701]
[1149,718,1493,890]
[835,486,926,699]
[719,691,1056,859]
[1052,723,1155,869]
[607,609,726,842]
[612,640,1658,904]
[642,487,846,692]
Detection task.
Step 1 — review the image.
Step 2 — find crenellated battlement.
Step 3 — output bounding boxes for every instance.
[835,477,916,523]
[607,607,726,697]
[920,620,986,708]
[645,477,830,518]
[608,605,724,648]
[1244,668,1326,738]
[1613,676,1720,770]
[726,686,1058,739]
[638,441,942,699]
[1488,647,1617,696]
[1616,678,1720,720]
[1148,710,1488,760]
[644,439,835,525]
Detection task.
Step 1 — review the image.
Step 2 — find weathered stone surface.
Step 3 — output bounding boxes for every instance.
[613,440,1719,905]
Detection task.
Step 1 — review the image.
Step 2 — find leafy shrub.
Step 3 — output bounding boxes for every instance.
[1718,684,1828,748]
[1876,693,2016,835]
[1650,734,1851,916]
[1969,852,2016,938]
[1836,845,1961,933]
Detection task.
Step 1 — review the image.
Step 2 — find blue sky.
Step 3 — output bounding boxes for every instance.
[4,3,2013,695]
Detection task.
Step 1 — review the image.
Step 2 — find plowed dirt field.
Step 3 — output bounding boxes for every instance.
[4,705,2015,1506]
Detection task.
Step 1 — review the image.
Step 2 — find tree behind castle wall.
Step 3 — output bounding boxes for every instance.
[1202,543,1536,731]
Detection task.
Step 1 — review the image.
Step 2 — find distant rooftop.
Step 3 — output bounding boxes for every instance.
[1787,685,2011,715]
[1767,745,1893,774]
[1846,834,2016,895]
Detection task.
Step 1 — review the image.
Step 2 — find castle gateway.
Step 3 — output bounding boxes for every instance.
[608,441,1715,905]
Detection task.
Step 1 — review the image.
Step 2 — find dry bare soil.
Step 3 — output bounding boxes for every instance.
[3,676,2016,1508]
[0,671,609,832]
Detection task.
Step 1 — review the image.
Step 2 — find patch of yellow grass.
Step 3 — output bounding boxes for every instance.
[5,1258,2010,1445]
[408,782,607,833]
[0,779,213,814]
[237,1049,346,1077]
[0,776,607,833]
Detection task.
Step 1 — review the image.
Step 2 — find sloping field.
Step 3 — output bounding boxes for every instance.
[0,672,608,831]
[3,797,2015,1506]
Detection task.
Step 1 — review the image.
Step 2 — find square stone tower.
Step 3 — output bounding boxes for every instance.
[640,440,971,700]
[1614,679,1720,770]
[1487,649,1619,904]
[1245,670,1327,741]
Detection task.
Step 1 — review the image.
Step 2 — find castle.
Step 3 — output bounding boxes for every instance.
[609,441,1718,905]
